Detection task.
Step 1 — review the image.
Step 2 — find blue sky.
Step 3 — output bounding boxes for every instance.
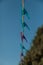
[0,0,43,65]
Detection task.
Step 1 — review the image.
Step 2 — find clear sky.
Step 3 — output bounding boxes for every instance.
[0,0,43,65]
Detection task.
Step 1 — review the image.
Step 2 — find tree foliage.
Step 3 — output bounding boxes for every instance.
[19,26,43,65]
